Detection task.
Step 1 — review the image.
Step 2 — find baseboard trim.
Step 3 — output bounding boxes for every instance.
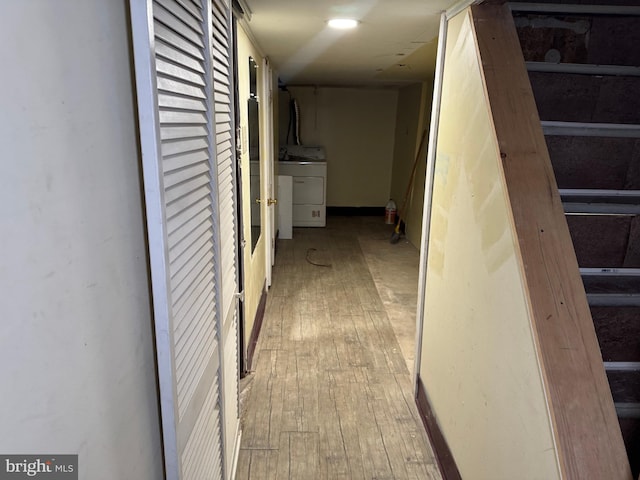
[327,206,385,216]
[246,282,267,372]
[415,375,462,480]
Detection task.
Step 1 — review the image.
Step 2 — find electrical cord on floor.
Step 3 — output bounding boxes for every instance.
[306,248,332,268]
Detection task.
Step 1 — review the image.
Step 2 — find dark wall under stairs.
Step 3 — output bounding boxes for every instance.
[513,1,640,475]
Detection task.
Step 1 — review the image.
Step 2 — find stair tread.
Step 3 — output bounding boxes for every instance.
[584,275,640,294]
[510,0,640,6]
[511,3,640,14]
[588,293,640,306]
[542,121,640,137]
[562,188,640,197]
[562,190,640,214]
[527,61,640,76]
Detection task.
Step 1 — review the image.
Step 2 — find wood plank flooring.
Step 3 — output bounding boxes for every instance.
[236,217,442,479]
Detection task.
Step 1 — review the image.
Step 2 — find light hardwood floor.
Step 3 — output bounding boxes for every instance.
[236,216,442,479]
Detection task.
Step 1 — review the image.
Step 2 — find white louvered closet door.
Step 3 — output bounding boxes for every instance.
[211,0,241,473]
[130,0,239,478]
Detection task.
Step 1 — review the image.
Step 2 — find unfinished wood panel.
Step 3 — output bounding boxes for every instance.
[472,5,631,479]
[419,9,560,479]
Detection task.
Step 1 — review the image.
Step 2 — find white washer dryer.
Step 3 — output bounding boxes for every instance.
[278,156,326,227]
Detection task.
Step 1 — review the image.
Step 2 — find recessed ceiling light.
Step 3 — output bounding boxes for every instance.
[327,18,358,29]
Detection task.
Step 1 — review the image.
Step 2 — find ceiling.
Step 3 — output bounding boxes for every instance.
[239,0,458,87]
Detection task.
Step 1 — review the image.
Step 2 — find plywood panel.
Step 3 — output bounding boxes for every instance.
[419,9,560,480]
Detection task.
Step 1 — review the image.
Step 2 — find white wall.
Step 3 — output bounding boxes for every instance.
[0,2,163,478]
[280,86,398,207]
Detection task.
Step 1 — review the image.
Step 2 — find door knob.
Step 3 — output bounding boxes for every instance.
[267,198,278,206]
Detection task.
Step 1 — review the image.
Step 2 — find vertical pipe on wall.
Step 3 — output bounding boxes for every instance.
[413,12,448,394]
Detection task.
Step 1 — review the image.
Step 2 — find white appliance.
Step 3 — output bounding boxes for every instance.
[277,175,293,238]
[278,145,327,227]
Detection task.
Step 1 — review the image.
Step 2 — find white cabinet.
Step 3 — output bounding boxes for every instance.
[277,175,293,239]
[278,161,327,227]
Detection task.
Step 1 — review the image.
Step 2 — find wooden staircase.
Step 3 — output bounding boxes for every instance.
[512,2,640,474]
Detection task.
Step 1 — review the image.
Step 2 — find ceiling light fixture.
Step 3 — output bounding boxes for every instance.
[327,18,358,29]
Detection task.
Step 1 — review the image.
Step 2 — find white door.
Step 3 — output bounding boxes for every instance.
[130,0,240,478]
[262,58,276,286]
[211,0,242,474]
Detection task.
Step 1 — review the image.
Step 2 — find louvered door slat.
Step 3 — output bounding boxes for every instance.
[165,184,210,224]
[172,284,213,342]
[159,94,208,113]
[214,94,231,111]
[156,41,205,73]
[157,58,206,86]
[164,173,210,204]
[163,152,209,174]
[215,112,231,124]
[160,109,208,125]
[174,295,215,371]
[154,23,204,60]
[174,293,215,360]
[215,122,231,135]
[212,47,229,66]
[176,319,216,416]
[172,267,213,329]
[216,143,232,159]
[168,220,211,268]
[213,70,231,88]
[162,125,208,141]
[167,201,210,243]
[211,14,228,49]
[213,53,231,74]
[216,152,232,170]
[219,194,233,219]
[174,0,204,21]
[170,239,212,292]
[167,203,211,242]
[170,252,213,311]
[164,162,209,189]
[156,0,204,34]
[213,74,231,92]
[157,76,206,98]
[212,50,229,71]
[173,266,213,326]
[162,138,208,159]
[182,383,220,480]
[154,5,204,48]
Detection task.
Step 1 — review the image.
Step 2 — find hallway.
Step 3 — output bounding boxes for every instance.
[236,216,442,479]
